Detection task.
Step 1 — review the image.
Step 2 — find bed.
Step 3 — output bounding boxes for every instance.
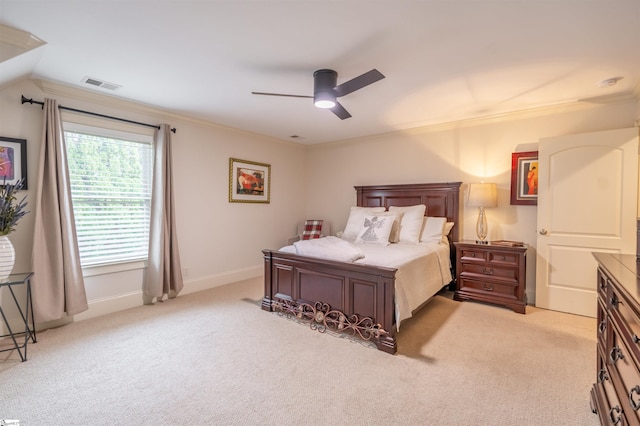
[261,182,461,354]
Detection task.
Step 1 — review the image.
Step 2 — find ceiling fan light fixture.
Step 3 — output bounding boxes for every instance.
[314,91,336,109]
[313,69,338,109]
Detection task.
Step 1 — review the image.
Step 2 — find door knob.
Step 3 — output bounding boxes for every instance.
[539,229,548,235]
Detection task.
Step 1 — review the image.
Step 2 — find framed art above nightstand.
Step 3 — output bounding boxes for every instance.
[453,241,528,313]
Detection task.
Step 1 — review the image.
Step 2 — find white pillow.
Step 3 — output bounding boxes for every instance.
[342,206,386,239]
[420,216,447,243]
[378,210,404,243]
[389,204,426,243]
[355,215,395,245]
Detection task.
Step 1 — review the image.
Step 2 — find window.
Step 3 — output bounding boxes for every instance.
[63,122,154,267]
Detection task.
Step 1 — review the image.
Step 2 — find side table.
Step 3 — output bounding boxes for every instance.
[0,272,36,361]
[453,242,527,313]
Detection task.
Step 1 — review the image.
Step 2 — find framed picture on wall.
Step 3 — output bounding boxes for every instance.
[510,151,538,205]
[229,157,271,203]
[0,136,28,189]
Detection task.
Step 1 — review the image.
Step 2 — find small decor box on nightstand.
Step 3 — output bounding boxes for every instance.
[453,241,527,314]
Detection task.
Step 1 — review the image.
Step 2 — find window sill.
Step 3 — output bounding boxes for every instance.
[82,260,146,277]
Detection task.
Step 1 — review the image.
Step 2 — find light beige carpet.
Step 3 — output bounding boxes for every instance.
[0,277,599,425]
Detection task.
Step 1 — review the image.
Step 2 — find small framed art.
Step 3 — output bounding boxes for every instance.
[229,158,270,203]
[0,136,28,189]
[510,151,538,205]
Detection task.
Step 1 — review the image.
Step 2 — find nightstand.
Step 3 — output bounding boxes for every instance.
[453,241,527,314]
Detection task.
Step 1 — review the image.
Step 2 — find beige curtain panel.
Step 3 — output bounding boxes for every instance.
[31,98,88,323]
[143,124,184,304]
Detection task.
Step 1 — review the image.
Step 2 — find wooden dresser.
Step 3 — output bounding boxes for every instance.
[453,241,527,314]
[591,253,640,425]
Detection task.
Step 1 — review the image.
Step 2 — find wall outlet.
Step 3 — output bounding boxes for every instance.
[182,267,189,278]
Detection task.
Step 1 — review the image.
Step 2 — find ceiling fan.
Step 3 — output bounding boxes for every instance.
[252,68,385,119]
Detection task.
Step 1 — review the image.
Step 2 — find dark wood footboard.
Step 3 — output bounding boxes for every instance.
[262,249,399,353]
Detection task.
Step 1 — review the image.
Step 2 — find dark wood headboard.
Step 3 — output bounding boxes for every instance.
[354,182,462,243]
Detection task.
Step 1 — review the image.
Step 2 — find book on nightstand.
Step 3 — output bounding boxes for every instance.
[490,240,525,247]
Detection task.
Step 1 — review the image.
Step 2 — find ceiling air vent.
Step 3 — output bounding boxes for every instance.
[81,76,121,91]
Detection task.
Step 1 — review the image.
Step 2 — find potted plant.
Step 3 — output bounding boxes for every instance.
[0,178,28,280]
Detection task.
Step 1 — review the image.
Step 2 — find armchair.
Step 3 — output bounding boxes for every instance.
[287,220,331,245]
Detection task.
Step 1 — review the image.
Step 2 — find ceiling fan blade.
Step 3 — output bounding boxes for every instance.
[330,101,352,120]
[251,91,313,99]
[334,69,385,97]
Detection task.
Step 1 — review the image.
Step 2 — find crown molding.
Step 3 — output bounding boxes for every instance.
[31,78,297,146]
[32,77,638,147]
[309,96,638,149]
[34,78,187,122]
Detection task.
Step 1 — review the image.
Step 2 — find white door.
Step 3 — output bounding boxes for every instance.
[536,127,638,317]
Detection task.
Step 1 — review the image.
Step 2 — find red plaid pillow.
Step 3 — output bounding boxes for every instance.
[301,220,324,240]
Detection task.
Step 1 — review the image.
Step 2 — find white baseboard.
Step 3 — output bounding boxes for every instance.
[73,291,143,322]
[180,265,262,296]
[2,265,263,335]
[526,289,536,306]
[73,264,262,322]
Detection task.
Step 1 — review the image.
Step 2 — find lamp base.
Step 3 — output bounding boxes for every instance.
[475,240,489,245]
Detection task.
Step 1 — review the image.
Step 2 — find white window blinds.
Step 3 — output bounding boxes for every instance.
[64,123,153,267]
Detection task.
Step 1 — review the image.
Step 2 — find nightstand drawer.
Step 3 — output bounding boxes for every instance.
[488,251,520,266]
[459,248,486,262]
[460,264,519,283]
[458,277,518,300]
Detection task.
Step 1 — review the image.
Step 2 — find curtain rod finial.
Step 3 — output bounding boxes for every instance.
[21,95,44,109]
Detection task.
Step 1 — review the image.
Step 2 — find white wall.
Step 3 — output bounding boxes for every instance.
[0,78,306,328]
[0,76,637,330]
[303,100,639,304]
[636,96,640,217]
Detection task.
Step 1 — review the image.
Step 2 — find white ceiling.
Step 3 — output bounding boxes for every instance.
[1,1,639,145]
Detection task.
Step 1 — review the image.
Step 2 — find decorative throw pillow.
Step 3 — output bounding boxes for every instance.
[389,204,426,243]
[301,219,324,240]
[354,215,395,245]
[342,206,386,239]
[420,217,447,243]
[441,221,455,244]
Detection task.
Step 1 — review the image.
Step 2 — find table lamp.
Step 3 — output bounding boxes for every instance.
[467,182,497,244]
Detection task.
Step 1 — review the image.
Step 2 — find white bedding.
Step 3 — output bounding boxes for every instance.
[293,236,365,262]
[279,238,452,331]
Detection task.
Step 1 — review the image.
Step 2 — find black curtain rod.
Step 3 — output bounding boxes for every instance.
[21,95,176,134]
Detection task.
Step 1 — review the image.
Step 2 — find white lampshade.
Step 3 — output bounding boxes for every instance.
[467,183,497,208]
